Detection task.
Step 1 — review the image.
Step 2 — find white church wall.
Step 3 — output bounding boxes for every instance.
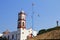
[2,28,37,40]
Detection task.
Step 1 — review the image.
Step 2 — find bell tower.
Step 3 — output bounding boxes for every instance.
[17,10,26,29]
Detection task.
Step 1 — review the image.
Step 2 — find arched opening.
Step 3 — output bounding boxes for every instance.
[12,34,14,39]
[23,22,24,26]
[8,35,9,40]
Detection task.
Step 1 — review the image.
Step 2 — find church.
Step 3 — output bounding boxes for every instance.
[2,10,37,40]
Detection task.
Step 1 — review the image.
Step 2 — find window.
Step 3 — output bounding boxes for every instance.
[8,35,9,40]
[23,22,24,26]
[29,31,30,32]
[22,32,24,34]
[12,35,14,39]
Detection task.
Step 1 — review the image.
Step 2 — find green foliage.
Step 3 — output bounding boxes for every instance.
[37,27,60,35]
[37,29,47,35]
[0,37,8,40]
[47,27,60,32]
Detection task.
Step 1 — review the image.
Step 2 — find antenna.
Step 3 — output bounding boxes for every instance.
[31,2,35,37]
[32,3,40,29]
[31,2,40,37]
[32,2,35,30]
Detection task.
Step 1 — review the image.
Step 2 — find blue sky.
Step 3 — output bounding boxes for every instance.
[0,0,60,33]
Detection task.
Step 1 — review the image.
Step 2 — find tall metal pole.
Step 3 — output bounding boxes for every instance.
[32,3,34,30]
[32,3,35,37]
